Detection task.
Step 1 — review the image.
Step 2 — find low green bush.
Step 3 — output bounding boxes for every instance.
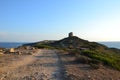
[89,63,100,69]
[81,50,120,70]
[34,44,53,49]
[75,55,92,64]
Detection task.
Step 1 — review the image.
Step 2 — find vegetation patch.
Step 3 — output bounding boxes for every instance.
[75,55,92,64]
[81,50,120,70]
[34,44,54,49]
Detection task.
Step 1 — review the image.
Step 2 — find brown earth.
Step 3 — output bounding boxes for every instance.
[59,51,120,80]
[0,49,120,80]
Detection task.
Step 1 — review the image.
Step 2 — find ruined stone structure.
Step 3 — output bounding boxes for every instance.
[69,32,73,37]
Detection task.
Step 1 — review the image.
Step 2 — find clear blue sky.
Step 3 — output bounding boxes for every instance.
[0,0,120,42]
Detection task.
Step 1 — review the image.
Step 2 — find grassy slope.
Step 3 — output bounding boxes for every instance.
[81,50,120,70]
[25,36,120,70]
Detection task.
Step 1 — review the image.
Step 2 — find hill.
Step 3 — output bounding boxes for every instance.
[23,33,120,70]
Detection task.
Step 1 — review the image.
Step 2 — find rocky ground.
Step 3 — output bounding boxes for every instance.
[59,51,120,80]
[0,49,120,80]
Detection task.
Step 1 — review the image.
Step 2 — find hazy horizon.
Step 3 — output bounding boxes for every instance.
[1,0,120,42]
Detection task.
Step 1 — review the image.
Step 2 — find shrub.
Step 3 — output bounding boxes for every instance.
[81,50,120,70]
[68,49,81,55]
[34,44,53,49]
[90,59,102,64]
[89,59,102,69]
[75,55,92,64]
[89,63,100,69]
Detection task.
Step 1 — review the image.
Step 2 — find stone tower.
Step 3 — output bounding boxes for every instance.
[69,32,73,37]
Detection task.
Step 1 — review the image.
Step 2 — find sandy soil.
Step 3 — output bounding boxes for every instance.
[0,49,68,80]
[0,49,120,80]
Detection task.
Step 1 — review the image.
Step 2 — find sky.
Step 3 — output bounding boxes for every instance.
[0,0,120,42]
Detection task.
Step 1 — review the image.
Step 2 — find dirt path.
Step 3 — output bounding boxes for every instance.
[0,49,120,80]
[0,49,68,80]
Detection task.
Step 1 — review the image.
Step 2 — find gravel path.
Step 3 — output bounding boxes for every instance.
[0,49,68,80]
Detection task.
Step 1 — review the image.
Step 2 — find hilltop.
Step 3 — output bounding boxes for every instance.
[24,32,120,54]
[24,32,120,70]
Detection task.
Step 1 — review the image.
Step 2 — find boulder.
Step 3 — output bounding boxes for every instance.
[10,48,15,53]
[0,49,3,52]
[0,52,3,55]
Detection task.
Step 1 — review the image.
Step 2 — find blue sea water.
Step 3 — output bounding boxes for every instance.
[0,42,120,49]
[98,42,120,49]
[0,42,26,48]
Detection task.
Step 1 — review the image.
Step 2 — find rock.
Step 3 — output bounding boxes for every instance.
[1,74,7,80]
[0,49,3,52]
[25,46,30,50]
[17,51,22,55]
[0,52,3,55]
[10,48,15,53]
[88,75,91,78]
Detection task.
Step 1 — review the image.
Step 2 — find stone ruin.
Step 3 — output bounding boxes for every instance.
[69,32,73,37]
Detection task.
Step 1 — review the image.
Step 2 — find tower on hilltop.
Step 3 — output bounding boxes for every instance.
[69,32,73,37]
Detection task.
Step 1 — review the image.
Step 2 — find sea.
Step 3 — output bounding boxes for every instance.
[0,42,120,49]
[98,42,120,49]
[0,42,27,48]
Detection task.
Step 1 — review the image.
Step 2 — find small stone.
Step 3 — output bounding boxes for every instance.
[88,75,91,78]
